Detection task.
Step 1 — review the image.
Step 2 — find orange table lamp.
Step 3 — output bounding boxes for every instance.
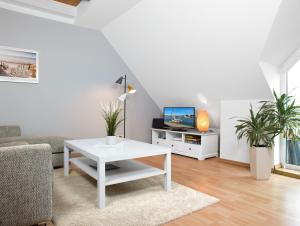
[197,110,209,132]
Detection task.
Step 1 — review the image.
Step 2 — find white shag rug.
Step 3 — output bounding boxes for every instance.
[53,168,219,226]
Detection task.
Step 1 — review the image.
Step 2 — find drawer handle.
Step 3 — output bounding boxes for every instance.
[189,148,192,150]
[157,141,159,144]
[171,144,174,147]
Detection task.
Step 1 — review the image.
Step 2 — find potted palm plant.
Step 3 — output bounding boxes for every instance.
[101,101,124,145]
[235,105,275,180]
[235,91,300,180]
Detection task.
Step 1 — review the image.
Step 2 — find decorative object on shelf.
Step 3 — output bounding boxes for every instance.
[89,163,120,171]
[101,101,124,145]
[0,46,38,83]
[234,91,300,180]
[185,134,201,144]
[196,110,210,132]
[115,75,136,138]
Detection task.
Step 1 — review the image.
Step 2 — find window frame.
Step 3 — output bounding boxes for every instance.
[281,48,300,170]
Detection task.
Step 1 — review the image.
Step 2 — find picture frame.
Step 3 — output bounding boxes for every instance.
[0,46,39,83]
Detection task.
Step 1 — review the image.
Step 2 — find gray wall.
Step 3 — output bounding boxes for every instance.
[0,9,161,142]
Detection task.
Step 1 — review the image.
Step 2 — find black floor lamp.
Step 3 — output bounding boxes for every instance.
[115,75,136,138]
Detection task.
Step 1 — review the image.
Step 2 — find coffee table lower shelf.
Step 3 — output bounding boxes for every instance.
[69,157,166,186]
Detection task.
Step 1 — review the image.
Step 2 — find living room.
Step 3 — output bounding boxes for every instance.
[0,0,300,225]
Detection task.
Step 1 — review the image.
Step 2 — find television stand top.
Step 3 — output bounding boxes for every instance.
[151,128,218,136]
[170,128,188,132]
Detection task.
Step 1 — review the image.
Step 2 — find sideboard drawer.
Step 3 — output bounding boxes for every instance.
[153,138,169,147]
[181,143,201,155]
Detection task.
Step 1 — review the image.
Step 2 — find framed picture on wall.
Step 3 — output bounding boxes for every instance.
[0,46,38,83]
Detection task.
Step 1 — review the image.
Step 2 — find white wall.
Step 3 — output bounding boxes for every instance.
[259,61,281,93]
[220,99,281,165]
[0,9,160,142]
[220,100,262,163]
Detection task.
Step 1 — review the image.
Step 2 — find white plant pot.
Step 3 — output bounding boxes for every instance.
[106,136,117,145]
[250,146,272,180]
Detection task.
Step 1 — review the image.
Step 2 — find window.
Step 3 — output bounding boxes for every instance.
[285,57,300,170]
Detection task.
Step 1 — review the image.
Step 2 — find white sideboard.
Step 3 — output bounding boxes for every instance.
[151,128,219,160]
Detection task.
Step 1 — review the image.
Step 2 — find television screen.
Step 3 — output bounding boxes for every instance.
[164,107,195,129]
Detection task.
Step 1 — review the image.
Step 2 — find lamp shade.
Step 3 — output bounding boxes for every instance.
[115,76,124,84]
[197,110,209,132]
[128,84,136,94]
[118,93,127,102]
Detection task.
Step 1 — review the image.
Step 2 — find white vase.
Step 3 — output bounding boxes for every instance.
[106,136,117,145]
[249,147,272,180]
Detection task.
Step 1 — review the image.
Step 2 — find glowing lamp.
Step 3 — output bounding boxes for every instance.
[197,110,209,132]
[127,84,136,94]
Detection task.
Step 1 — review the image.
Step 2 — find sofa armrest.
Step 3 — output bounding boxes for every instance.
[0,126,21,138]
[0,144,53,226]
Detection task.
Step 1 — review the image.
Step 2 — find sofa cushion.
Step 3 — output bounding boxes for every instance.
[0,136,66,154]
[26,136,66,154]
[0,141,29,148]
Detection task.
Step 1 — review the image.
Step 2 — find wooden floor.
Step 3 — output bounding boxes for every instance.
[139,155,300,226]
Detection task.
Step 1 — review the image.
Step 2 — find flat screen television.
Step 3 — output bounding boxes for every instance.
[163,107,195,130]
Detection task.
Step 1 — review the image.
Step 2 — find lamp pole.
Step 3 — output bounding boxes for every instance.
[115,74,135,139]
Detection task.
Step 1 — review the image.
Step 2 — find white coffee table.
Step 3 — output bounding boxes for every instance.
[64,138,172,208]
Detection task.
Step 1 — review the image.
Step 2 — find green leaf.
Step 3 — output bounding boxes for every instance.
[237,90,300,149]
[101,101,124,136]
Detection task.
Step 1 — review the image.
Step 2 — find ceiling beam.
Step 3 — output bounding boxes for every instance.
[0,0,77,24]
[54,0,81,6]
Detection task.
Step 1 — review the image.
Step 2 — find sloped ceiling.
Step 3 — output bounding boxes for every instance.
[0,0,76,23]
[0,0,142,25]
[261,0,300,66]
[75,0,142,29]
[259,0,300,102]
[103,0,282,126]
